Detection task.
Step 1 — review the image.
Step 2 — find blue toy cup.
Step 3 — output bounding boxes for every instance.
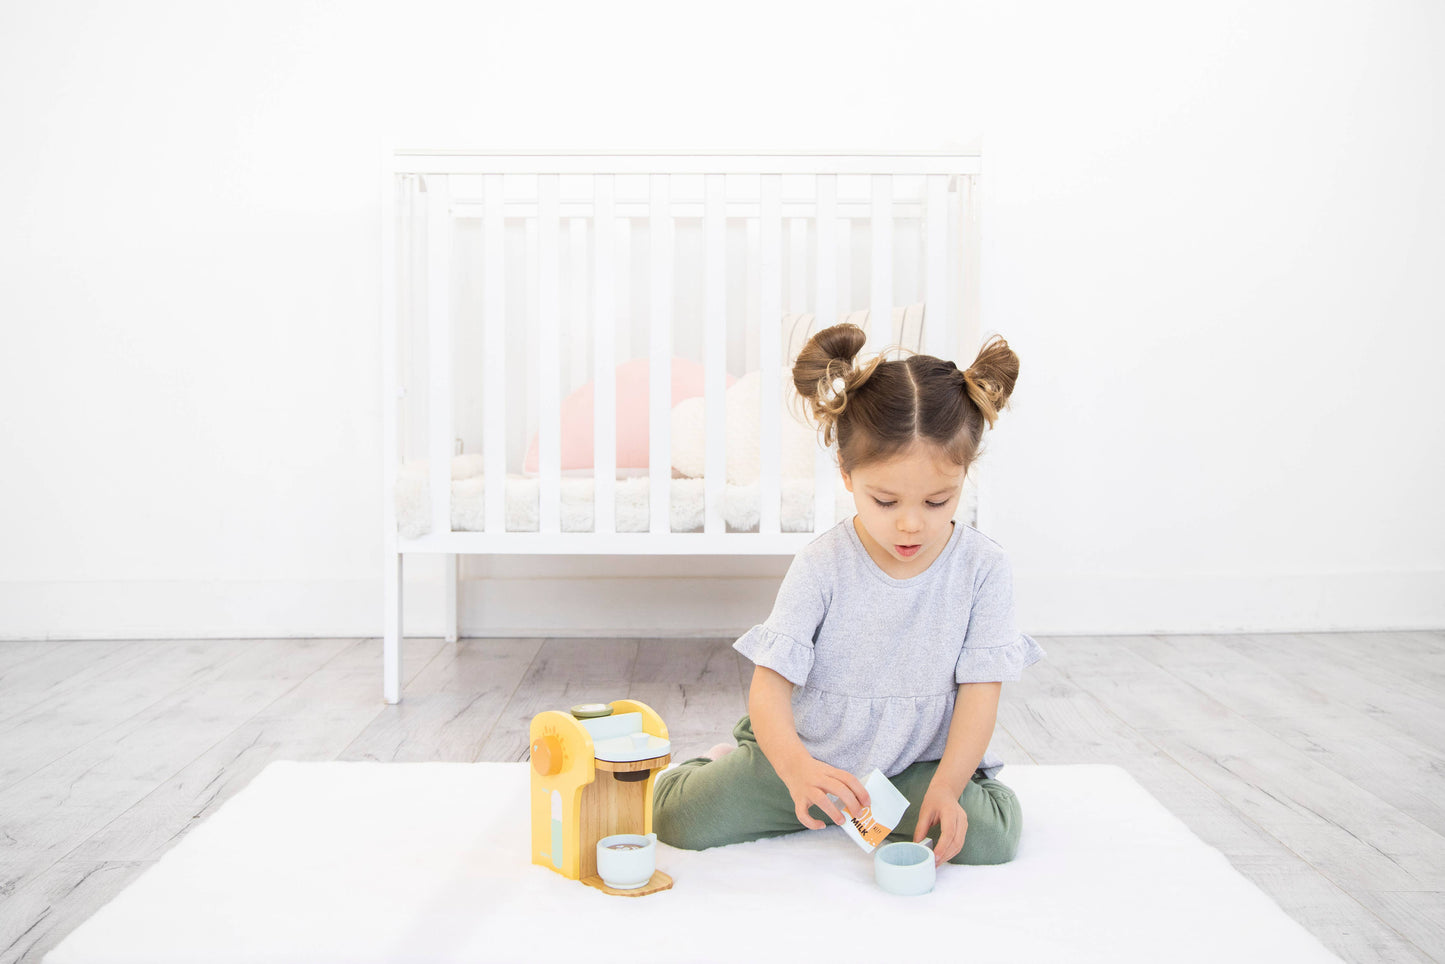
[874,840,936,896]
[596,833,657,890]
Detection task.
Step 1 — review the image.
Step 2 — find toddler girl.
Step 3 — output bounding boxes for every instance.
[653,322,1045,866]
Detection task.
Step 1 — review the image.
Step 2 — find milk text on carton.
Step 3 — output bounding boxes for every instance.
[849,805,892,848]
[841,769,911,853]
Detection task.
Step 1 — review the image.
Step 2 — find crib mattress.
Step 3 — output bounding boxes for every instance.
[395,460,979,538]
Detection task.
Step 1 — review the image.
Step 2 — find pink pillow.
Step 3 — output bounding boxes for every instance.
[524,357,735,476]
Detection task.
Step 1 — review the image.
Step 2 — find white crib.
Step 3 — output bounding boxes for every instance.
[381,151,982,703]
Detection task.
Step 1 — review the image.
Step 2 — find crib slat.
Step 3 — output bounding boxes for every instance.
[924,174,950,361]
[538,174,561,534]
[703,173,727,536]
[869,174,894,356]
[404,176,424,462]
[568,218,588,393]
[813,175,837,336]
[482,174,507,535]
[758,174,782,535]
[648,174,672,534]
[789,217,807,315]
[744,219,759,371]
[813,174,838,533]
[382,173,402,537]
[616,218,633,363]
[592,175,617,535]
[381,163,402,704]
[427,174,454,541]
[961,175,982,363]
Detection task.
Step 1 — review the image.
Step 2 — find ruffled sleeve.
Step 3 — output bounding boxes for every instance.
[734,625,816,687]
[733,552,827,686]
[955,632,1048,683]
[955,553,1047,684]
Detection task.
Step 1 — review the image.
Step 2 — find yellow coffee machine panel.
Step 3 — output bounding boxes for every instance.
[529,700,673,894]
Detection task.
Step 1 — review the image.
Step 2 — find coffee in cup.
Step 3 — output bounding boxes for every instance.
[595,833,657,889]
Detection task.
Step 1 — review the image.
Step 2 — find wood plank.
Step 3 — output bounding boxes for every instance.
[0,639,352,905]
[246,636,447,727]
[981,669,1041,769]
[1224,856,1437,964]
[1046,638,1445,892]
[0,640,197,731]
[1370,629,1445,658]
[1120,634,1445,838]
[0,640,77,673]
[736,639,753,701]
[1352,890,1445,962]
[1002,654,1288,857]
[1215,633,1445,752]
[1003,649,1426,963]
[0,859,151,964]
[1306,630,1445,689]
[475,638,640,763]
[0,639,262,793]
[626,637,748,763]
[339,638,542,762]
[66,637,447,864]
[0,641,136,697]
[986,713,1034,765]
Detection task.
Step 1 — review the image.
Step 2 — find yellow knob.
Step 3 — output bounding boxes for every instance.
[531,735,564,776]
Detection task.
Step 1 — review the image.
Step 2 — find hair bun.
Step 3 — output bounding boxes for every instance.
[962,334,1019,429]
[791,323,883,446]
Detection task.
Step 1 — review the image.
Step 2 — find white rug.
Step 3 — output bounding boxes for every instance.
[45,762,1340,964]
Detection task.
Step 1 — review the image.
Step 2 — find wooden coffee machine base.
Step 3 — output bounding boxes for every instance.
[581,870,675,897]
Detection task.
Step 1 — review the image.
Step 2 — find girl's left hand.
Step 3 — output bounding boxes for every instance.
[914,782,968,866]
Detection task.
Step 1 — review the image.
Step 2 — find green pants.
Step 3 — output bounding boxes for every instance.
[653,715,1022,865]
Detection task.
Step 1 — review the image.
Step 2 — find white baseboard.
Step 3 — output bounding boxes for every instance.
[1,568,1441,640]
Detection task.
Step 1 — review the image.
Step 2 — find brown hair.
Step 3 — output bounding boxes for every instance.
[792,323,1019,474]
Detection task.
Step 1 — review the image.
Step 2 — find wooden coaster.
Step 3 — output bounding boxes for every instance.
[581,869,674,897]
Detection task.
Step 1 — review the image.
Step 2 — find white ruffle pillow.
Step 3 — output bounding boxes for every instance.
[670,370,825,483]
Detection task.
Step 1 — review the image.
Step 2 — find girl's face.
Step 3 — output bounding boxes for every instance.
[841,442,966,579]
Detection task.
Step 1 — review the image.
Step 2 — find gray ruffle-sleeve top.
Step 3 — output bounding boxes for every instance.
[734,518,1046,780]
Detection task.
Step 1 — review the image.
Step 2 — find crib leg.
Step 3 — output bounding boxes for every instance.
[444,553,459,643]
[383,550,403,704]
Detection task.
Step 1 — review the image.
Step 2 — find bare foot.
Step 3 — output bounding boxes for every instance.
[703,742,736,761]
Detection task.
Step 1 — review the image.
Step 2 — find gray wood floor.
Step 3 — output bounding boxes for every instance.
[1,632,1441,963]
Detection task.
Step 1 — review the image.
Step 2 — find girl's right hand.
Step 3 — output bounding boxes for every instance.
[776,754,871,830]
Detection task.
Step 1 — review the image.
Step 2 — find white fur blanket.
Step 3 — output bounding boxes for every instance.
[44,762,1339,964]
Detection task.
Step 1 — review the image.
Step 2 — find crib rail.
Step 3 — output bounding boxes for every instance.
[382,151,980,556]
[390,151,982,176]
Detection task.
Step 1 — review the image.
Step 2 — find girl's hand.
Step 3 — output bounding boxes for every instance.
[915,782,968,865]
[776,754,871,830]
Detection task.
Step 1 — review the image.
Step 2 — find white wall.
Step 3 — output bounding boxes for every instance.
[0,0,1439,641]
[976,1,1445,632]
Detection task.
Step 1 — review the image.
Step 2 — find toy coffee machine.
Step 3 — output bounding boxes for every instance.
[529,699,673,896]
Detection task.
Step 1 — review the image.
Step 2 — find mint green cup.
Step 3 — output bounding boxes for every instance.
[596,833,657,890]
[874,840,936,896]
